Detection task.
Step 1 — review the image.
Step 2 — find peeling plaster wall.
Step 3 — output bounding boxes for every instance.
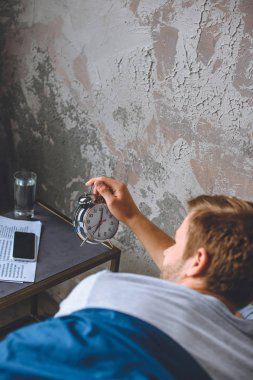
[1,0,253,297]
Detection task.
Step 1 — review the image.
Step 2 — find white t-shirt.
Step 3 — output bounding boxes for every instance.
[56,270,253,380]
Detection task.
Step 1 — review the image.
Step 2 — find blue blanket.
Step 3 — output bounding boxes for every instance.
[0,308,212,380]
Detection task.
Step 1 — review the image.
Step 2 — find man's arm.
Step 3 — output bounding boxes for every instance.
[86,177,175,270]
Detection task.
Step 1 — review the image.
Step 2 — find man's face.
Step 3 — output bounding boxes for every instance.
[160,214,191,282]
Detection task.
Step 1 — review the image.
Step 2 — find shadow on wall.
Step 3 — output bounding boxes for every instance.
[0,115,14,211]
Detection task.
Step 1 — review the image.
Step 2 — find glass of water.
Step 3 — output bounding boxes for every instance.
[14,170,37,218]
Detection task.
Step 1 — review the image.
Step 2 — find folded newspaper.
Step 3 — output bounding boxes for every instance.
[0,216,42,283]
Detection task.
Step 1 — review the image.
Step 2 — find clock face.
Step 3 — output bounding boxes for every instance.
[83,203,119,242]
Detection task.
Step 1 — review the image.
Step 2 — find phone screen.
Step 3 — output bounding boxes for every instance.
[13,232,36,261]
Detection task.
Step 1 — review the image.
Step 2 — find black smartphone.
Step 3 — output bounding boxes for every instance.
[12,231,36,261]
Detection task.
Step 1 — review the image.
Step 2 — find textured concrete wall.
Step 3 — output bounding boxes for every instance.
[1,1,253,286]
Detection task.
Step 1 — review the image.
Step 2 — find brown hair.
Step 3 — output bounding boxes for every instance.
[185,195,253,309]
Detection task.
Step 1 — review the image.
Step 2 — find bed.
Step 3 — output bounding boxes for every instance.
[0,308,212,380]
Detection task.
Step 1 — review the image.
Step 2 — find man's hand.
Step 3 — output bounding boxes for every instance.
[85,177,141,227]
[86,176,175,271]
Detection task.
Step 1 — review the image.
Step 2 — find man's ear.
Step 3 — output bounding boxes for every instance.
[186,248,209,277]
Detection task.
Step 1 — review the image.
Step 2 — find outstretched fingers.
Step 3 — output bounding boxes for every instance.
[84,177,137,223]
[86,177,123,195]
[95,181,115,204]
[86,176,117,188]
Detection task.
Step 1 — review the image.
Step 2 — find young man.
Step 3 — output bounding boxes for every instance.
[56,177,253,380]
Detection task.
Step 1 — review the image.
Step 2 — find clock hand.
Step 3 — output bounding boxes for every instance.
[93,208,104,234]
[88,222,101,230]
[87,207,107,236]
[89,218,107,232]
[100,208,104,222]
[93,209,106,236]
[93,223,101,234]
[88,210,105,230]
[93,218,106,234]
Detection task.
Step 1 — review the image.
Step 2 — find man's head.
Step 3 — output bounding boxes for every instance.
[161,195,253,310]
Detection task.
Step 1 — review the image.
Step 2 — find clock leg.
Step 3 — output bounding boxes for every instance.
[80,236,89,246]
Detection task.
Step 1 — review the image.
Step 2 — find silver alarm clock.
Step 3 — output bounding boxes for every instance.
[73,192,119,248]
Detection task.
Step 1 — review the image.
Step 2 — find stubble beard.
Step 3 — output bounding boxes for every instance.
[160,260,186,283]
